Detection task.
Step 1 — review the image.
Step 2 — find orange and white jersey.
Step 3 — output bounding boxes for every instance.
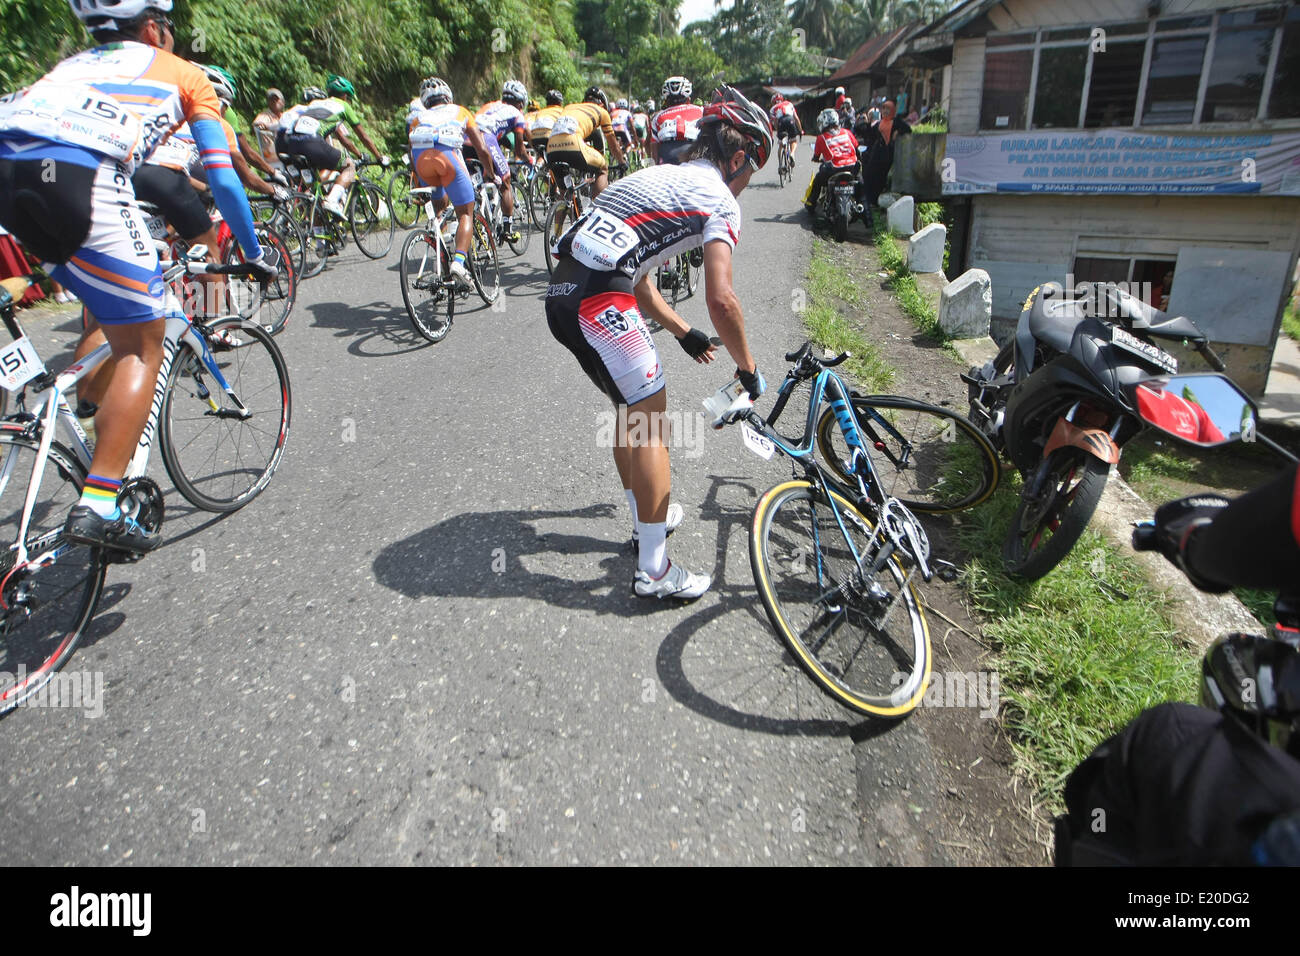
[0,41,220,175]
[409,103,475,150]
[147,114,238,172]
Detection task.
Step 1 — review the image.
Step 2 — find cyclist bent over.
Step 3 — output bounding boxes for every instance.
[474,80,534,243]
[408,77,494,289]
[545,87,774,600]
[277,74,387,217]
[0,0,272,552]
[546,87,625,199]
[769,92,802,166]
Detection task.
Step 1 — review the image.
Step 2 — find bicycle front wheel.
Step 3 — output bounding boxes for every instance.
[470,214,501,304]
[349,179,394,259]
[162,318,292,512]
[387,170,423,229]
[816,395,1000,514]
[0,436,105,715]
[222,223,298,336]
[399,229,454,342]
[751,480,929,718]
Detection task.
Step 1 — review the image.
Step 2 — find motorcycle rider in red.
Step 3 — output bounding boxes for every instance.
[802,108,858,214]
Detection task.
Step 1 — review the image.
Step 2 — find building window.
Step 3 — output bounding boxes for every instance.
[1033,46,1088,127]
[1204,24,1275,121]
[1084,41,1146,127]
[1270,6,1300,118]
[980,50,1033,129]
[1142,35,1209,125]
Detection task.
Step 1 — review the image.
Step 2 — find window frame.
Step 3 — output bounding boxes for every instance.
[975,4,1299,131]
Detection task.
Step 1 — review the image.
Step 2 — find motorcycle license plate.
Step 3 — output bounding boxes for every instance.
[1110,325,1178,374]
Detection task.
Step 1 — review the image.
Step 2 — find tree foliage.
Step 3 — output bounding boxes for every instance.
[624,35,723,103]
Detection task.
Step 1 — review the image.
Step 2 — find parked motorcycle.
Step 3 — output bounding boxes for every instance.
[964,280,1294,580]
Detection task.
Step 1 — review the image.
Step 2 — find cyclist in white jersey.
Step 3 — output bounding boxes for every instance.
[545,87,774,600]
[473,81,534,243]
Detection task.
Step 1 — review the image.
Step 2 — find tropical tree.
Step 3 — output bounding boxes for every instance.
[789,0,839,54]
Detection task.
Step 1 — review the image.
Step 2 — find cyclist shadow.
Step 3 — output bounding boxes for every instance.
[74,580,132,653]
[652,473,875,737]
[306,298,443,358]
[372,502,680,618]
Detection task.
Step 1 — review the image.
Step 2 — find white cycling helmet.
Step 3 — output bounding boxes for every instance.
[646,98,656,112]
[68,0,172,27]
[817,108,840,133]
[615,98,629,110]
[662,76,691,102]
[198,64,235,105]
[420,76,453,108]
[502,79,527,107]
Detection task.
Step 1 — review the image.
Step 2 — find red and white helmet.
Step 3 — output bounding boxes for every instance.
[700,85,775,172]
[68,0,171,28]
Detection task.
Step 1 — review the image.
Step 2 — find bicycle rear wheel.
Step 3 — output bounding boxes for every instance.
[288,193,328,278]
[399,229,455,342]
[161,318,291,512]
[505,198,531,257]
[222,223,297,336]
[248,199,307,280]
[816,395,1000,514]
[750,480,929,718]
[0,436,105,715]
[387,170,423,229]
[470,214,501,305]
[349,179,394,258]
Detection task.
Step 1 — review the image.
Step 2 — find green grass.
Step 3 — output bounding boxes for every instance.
[953,478,1199,807]
[872,221,951,347]
[800,240,895,393]
[1283,297,1300,343]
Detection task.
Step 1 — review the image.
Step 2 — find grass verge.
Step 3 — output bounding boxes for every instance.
[871,221,952,350]
[954,477,1199,807]
[802,239,895,392]
[1284,297,1300,343]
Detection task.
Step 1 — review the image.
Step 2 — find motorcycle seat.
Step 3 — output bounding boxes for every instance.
[1028,289,1086,356]
[1100,285,1206,343]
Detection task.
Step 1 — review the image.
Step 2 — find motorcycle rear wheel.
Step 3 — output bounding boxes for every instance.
[1002,448,1109,581]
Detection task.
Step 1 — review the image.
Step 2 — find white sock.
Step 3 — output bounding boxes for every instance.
[637,521,668,577]
[624,489,638,527]
[327,184,346,205]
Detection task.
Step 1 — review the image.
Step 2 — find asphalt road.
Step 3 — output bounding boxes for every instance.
[0,161,951,865]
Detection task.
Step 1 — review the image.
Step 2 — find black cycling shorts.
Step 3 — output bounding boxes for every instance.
[777,117,800,141]
[546,258,663,407]
[275,129,344,172]
[0,157,95,264]
[132,164,212,241]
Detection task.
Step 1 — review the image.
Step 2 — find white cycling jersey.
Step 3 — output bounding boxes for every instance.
[474,100,526,140]
[561,159,740,281]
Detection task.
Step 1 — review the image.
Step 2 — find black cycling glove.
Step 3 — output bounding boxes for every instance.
[1152,493,1232,593]
[738,368,766,401]
[678,328,711,358]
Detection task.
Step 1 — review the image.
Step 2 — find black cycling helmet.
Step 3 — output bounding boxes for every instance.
[584,86,609,109]
[1202,633,1300,758]
[546,89,564,106]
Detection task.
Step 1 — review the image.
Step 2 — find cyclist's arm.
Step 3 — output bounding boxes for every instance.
[334,123,363,159]
[633,274,690,338]
[511,123,531,163]
[237,132,274,176]
[345,101,384,159]
[191,116,262,259]
[231,146,275,196]
[1184,462,1300,590]
[702,239,754,373]
[601,112,625,164]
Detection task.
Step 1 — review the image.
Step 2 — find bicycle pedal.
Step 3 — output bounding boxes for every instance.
[933,559,960,583]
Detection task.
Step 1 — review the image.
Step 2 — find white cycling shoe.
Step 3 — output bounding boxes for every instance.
[630,502,683,547]
[633,559,712,601]
[449,259,473,289]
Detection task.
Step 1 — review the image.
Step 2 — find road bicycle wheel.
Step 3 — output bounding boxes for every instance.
[470,214,501,305]
[248,199,307,280]
[387,170,423,230]
[750,480,930,718]
[222,224,297,336]
[349,179,394,259]
[684,254,699,298]
[288,192,328,279]
[528,161,550,230]
[161,317,291,513]
[816,395,1000,514]
[542,200,571,278]
[1002,448,1109,582]
[399,229,454,343]
[0,436,105,715]
[505,199,531,257]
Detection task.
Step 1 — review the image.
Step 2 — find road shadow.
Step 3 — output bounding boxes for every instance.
[307,298,446,358]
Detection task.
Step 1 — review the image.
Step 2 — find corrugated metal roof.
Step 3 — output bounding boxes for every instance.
[818,23,914,87]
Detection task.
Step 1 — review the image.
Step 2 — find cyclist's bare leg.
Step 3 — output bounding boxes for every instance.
[612,387,670,524]
[78,312,166,480]
[499,178,516,220]
[452,200,474,254]
[591,170,610,198]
